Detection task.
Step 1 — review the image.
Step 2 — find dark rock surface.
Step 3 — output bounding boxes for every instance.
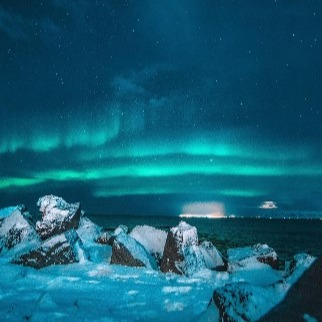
[36,195,81,240]
[260,257,322,322]
[96,231,114,246]
[213,285,252,322]
[160,230,184,274]
[110,232,156,269]
[228,243,279,270]
[160,221,205,276]
[111,240,145,267]
[13,230,85,269]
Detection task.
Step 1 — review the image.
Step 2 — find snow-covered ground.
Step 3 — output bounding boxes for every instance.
[0,196,318,321]
[0,257,221,322]
[0,249,314,321]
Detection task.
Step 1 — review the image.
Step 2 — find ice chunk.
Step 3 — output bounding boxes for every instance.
[130,225,167,260]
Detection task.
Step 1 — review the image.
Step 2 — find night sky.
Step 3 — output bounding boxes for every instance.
[1,1,322,217]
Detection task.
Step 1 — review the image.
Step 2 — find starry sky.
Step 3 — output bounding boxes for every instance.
[1,0,322,217]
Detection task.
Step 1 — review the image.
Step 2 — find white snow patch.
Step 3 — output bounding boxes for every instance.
[164,299,185,312]
[77,216,102,245]
[130,225,167,257]
[162,286,192,294]
[115,232,157,270]
[127,290,139,295]
[171,221,199,247]
[199,241,224,269]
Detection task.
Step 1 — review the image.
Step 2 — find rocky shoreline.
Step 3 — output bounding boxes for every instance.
[0,195,320,321]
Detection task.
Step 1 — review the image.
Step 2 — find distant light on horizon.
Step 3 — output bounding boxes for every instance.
[259,201,278,209]
[180,202,226,219]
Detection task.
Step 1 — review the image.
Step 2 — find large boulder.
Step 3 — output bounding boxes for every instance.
[160,221,205,276]
[228,243,279,270]
[13,229,86,269]
[198,253,317,322]
[0,208,39,255]
[36,195,81,240]
[77,217,112,263]
[209,282,282,322]
[111,231,157,269]
[285,253,316,278]
[129,225,167,266]
[199,241,226,271]
[77,216,103,245]
[260,257,321,322]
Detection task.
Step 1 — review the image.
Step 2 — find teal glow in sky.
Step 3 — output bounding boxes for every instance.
[1,1,322,217]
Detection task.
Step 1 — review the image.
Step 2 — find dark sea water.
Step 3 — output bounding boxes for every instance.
[88,215,322,261]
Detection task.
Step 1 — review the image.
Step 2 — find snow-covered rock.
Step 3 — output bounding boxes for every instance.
[228,243,279,270]
[13,229,86,269]
[77,217,112,263]
[96,231,114,245]
[96,224,129,246]
[199,241,226,270]
[111,232,157,270]
[209,282,285,322]
[199,253,318,322]
[286,253,316,277]
[0,206,18,220]
[0,209,39,255]
[130,225,167,265]
[261,257,321,322]
[36,195,81,240]
[77,216,102,245]
[114,224,128,235]
[160,221,206,276]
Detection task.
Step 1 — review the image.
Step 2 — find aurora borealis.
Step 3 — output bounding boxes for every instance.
[1,1,322,217]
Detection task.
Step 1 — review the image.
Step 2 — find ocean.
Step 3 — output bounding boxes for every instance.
[88,215,322,262]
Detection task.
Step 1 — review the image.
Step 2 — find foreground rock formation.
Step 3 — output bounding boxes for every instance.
[0,207,39,255]
[160,221,206,275]
[0,195,319,321]
[199,253,317,322]
[13,230,85,269]
[0,195,91,269]
[111,229,157,269]
[260,257,322,322]
[228,243,279,270]
[36,195,81,240]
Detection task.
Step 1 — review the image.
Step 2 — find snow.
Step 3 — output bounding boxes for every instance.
[171,221,199,247]
[166,221,207,276]
[0,251,314,322]
[179,244,206,276]
[0,209,39,255]
[198,253,317,321]
[0,259,218,322]
[114,232,157,270]
[0,205,318,321]
[37,195,79,222]
[228,243,278,270]
[114,224,128,235]
[0,206,17,219]
[130,225,167,257]
[285,253,316,285]
[77,216,103,245]
[76,217,109,263]
[199,241,224,269]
